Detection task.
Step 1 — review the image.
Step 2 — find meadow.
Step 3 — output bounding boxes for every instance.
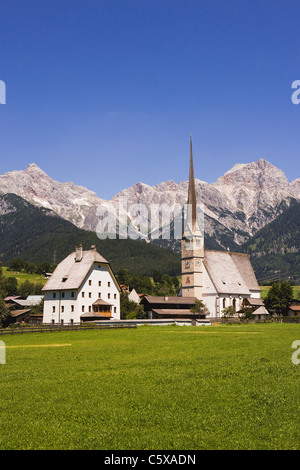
[0,323,299,450]
[2,267,47,286]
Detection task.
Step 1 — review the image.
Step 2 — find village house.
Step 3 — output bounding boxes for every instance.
[4,295,44,324]
[42,244,121,324]
[287,303,300,318]
[128,288,141,304]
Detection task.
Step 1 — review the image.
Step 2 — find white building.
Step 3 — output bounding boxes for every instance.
[128,288,141,304]
[42,245,121,324]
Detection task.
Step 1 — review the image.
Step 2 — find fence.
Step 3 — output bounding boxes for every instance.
[0,323,137,336]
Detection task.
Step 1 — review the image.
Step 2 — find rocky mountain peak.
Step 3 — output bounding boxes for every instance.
[215,158,289,191]
[0,158,298,249]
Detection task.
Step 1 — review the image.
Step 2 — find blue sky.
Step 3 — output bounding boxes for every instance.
[0,0,299,199]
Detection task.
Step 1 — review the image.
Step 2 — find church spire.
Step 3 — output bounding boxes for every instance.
[181,135,204,300]
[186,134,197,230]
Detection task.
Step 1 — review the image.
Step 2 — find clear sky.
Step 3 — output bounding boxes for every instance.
[0,0,299,199]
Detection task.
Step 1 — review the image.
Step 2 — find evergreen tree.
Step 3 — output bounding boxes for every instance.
[264,281,294,315]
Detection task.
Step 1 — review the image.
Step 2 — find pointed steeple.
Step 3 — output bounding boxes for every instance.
[181,134,204,300]
[186,134,197,230]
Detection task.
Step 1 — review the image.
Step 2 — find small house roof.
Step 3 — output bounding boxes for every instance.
[252,306,269,315]
[4,296,21,302]
[152,309,206,316]
[80,312,112,319]
[92,299,112,306]
[12,299,41,307]
[288,305,300,312]
[11,309,32,317]
[142,296,197,305]
[26,295,44,302]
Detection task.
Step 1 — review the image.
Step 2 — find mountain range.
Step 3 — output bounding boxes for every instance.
[0,159,299,282]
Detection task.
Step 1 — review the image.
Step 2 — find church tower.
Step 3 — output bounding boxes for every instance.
[181,136,204,299]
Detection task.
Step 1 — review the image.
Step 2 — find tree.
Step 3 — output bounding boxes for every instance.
[0,298,12,328]
[4,277,18,296]
[244,308,254,320]
[222,305,236,317]
[117,267,131,286]
[190,299,209,317]
[30,299,44,317]
[8,258,23,272]
[264,281,294,315]
[120,292,145,320]
[17,280,36,299]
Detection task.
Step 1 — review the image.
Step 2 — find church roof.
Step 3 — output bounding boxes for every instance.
[42,247,111,291]
[230,252,260,291]
[204,250,259,295]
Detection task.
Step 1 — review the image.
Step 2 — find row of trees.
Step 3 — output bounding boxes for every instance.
[7,258,55,275]
[117,267,181,320]
[116,267,180,297]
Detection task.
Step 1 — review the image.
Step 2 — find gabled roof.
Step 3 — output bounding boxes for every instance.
[92,299,112,306]
[230,253,260,291]
[26,295,44,302]
[252,306,269,315]
[12,299,41,307]
[42,247,112,291]
[204,251,252,295]
[11,309,31,317]
[288,305,300,312]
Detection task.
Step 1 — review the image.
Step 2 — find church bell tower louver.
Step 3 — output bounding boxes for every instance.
[181,136,204,299]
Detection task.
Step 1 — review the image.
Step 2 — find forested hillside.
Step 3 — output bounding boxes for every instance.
[241,200,300,283]
[0,194,180,276]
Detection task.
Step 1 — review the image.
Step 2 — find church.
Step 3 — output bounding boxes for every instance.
[142,137,262,319]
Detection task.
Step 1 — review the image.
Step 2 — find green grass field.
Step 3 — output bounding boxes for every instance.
[0,323,299,450]
[2,267,47,285]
